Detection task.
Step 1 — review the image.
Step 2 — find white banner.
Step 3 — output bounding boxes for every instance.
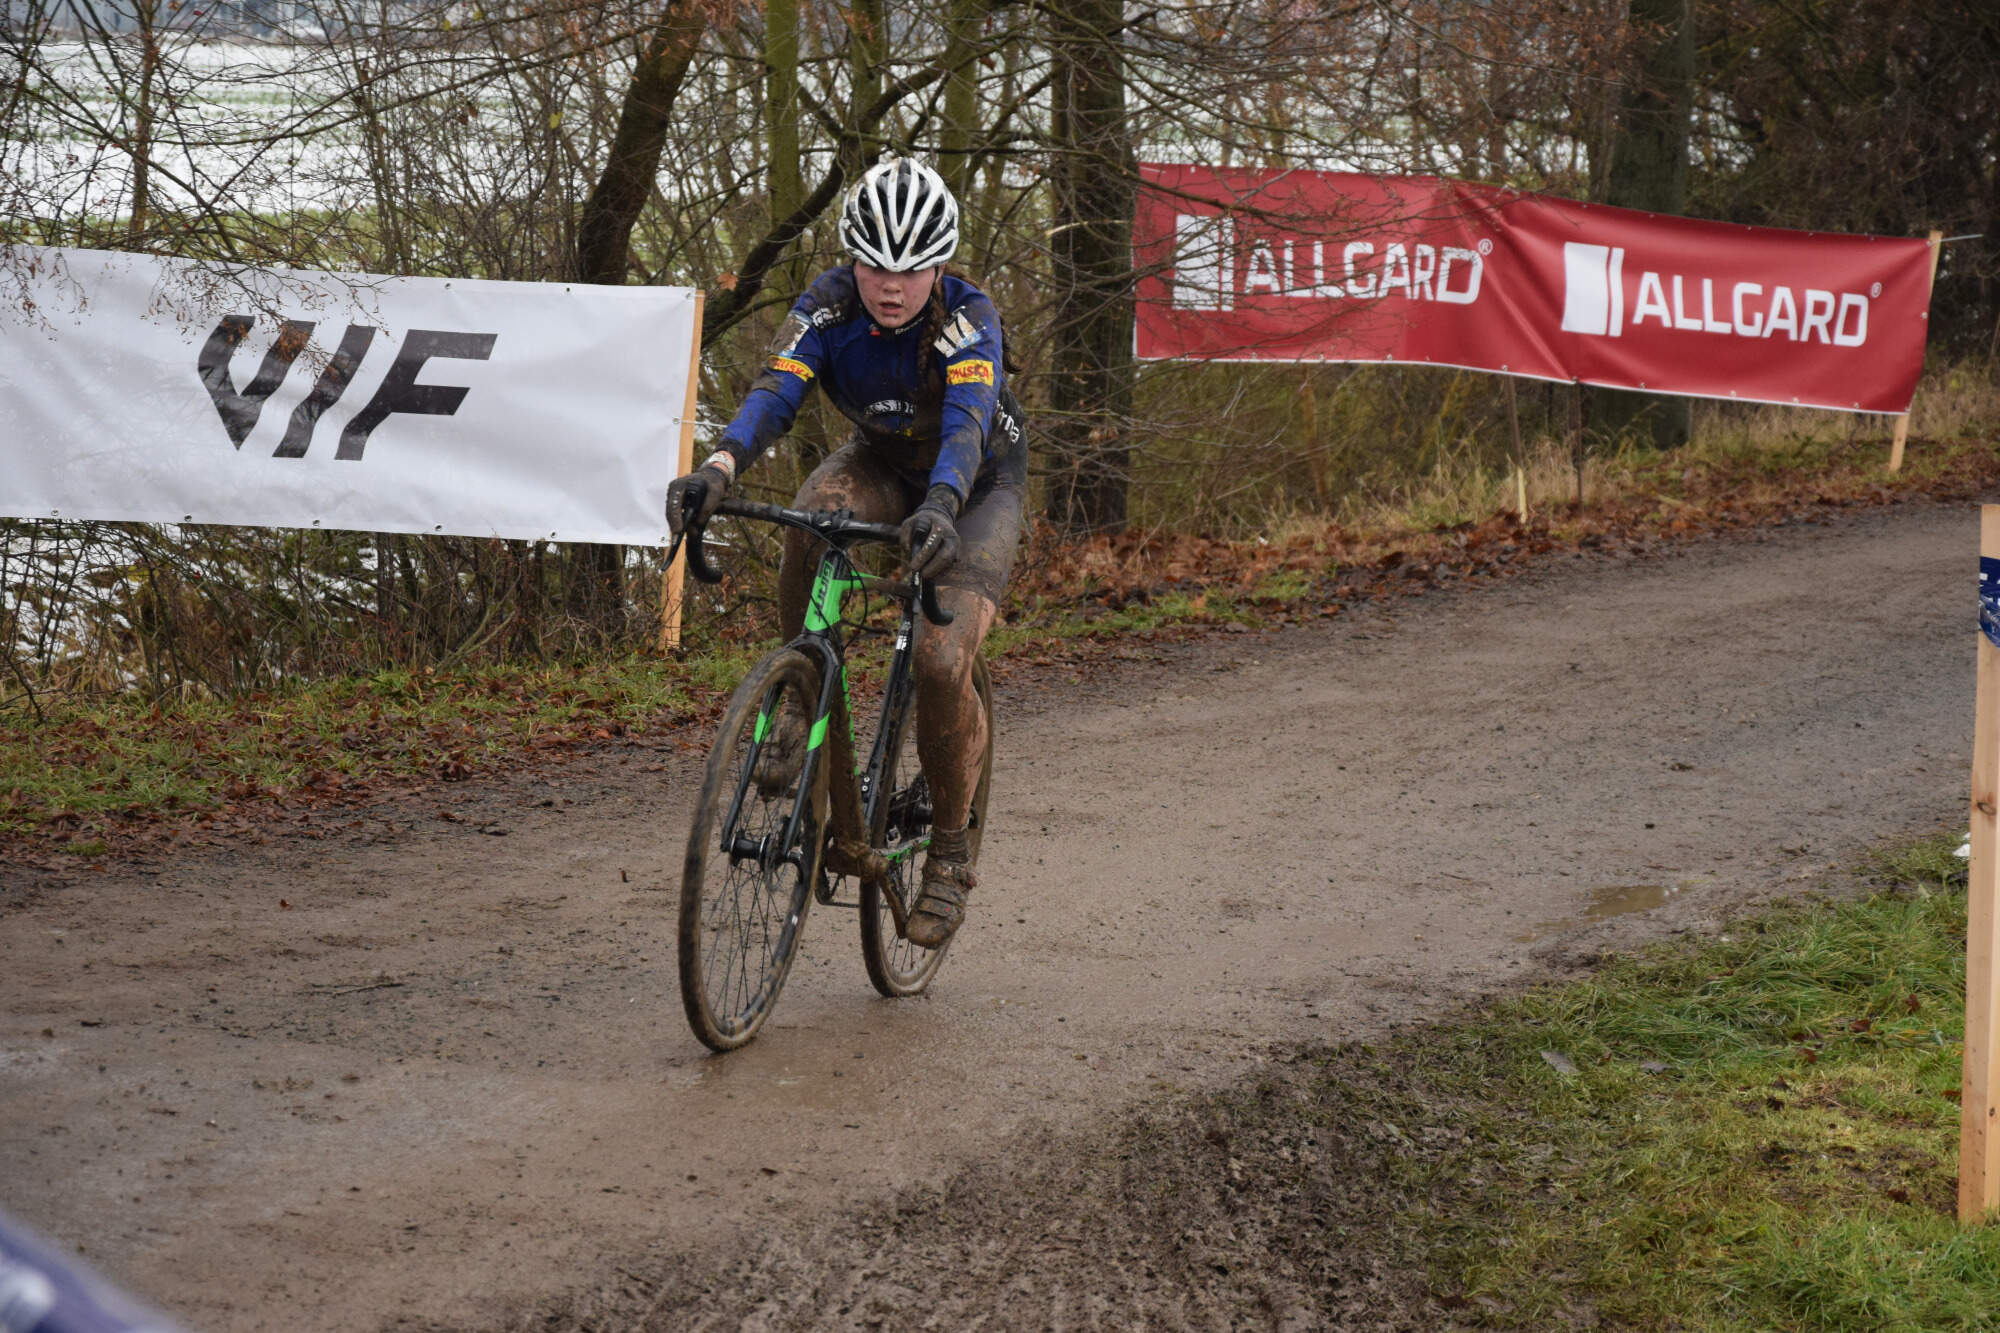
[0,245,697,545]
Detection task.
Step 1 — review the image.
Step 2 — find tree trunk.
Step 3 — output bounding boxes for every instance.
[849,0,884,139]
[765,0,803,260]
[569,4,708,636]
[128,0,157,241]
[1596,0,1694,449]
[938,0,986,205]
[574,5,706,286]
[1044,0,1135,536]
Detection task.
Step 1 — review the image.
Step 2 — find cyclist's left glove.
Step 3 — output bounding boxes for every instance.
[900,483,963,579]
[666,457,732,537]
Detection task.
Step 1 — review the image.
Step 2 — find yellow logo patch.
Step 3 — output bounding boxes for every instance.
[945,359,995,386]
[770,356,813,380]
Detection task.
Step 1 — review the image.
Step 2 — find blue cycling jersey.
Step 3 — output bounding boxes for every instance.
[713,266,1010,501]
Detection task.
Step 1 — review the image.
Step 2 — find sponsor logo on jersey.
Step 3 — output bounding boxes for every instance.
[933,310,980,357]
[867,399,917,417]
[768,313,810,357]
[945,359,994,386]
[769,355,813,380]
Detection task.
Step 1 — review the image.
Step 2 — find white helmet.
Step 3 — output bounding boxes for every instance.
[839,156,960,272]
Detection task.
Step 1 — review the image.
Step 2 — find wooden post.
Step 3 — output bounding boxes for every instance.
[1888,229,1944,474]
[1569,383,1584,508]
[1505,376,1525,523]
[657,291,705,654]
[1963,503,2000,1221]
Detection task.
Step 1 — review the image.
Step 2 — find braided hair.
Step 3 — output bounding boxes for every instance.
[916,268,954,382]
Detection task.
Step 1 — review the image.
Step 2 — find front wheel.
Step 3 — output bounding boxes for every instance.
[860,656,993,997]
[678,649,826,1051]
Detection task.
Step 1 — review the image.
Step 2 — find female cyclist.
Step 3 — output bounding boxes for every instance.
[666,155,1027,951]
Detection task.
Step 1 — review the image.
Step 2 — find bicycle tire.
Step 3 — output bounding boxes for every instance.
[860,655,994,996]
[678,649,827,1051]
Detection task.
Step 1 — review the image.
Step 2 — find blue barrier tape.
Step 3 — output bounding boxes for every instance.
[1982,556,2000,650]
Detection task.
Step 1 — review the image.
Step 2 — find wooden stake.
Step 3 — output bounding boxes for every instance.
[1963,503,2000,1222]
[658,291,705,654]
[1569,383,1584,508]
[1505,376,1524,522]
[1889,229,1943,474]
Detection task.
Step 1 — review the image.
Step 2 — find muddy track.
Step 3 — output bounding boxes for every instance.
[0,501,1975,1331]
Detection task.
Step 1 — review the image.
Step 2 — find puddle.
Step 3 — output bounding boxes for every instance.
[1513,883,1683,943]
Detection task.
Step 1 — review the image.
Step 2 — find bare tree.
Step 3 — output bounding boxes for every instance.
[1043,0,1135,535]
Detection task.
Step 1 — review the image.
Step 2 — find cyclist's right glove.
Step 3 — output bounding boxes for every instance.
[900,483,962,579]
[667,457,732,536]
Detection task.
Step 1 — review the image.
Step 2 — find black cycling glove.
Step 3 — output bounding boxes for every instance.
[900,483,963,579]
[666,463,730,536]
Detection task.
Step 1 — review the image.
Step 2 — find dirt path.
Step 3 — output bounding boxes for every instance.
[1,502,1974,1331]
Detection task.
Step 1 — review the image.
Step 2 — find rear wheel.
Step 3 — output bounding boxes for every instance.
[678,649,826,1051]
[861,656,993,996]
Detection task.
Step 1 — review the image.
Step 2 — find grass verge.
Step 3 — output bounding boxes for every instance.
[0,652,755,849]
[1366,829,1990,1330]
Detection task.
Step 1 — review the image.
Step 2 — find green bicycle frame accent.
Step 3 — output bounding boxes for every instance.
[730,548,867,869]
[724,549,863,871]
[803,557,867,635]
[802,551,867,767]
[721,539,933,905]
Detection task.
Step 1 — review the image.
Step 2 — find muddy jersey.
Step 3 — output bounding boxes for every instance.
[713,267,1019,501]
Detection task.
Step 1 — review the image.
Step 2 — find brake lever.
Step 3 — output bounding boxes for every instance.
[668,497,726,585]
[685,513,724,584]
[917,576,954,626]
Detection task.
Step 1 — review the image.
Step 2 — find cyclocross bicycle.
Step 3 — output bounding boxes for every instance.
[668,496,994,1052]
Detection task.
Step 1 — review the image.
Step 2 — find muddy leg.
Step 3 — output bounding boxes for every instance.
[915,585,996,836]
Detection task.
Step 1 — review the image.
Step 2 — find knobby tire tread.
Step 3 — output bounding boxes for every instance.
[678,649,825,1051]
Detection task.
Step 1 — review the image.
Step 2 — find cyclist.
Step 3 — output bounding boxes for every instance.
[667,154,1027,951]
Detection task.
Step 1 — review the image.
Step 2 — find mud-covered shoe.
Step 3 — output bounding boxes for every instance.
[907,826,975,950]
[752,710,807,798]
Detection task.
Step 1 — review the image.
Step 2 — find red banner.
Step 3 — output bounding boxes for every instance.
[1134,164,1936,414]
